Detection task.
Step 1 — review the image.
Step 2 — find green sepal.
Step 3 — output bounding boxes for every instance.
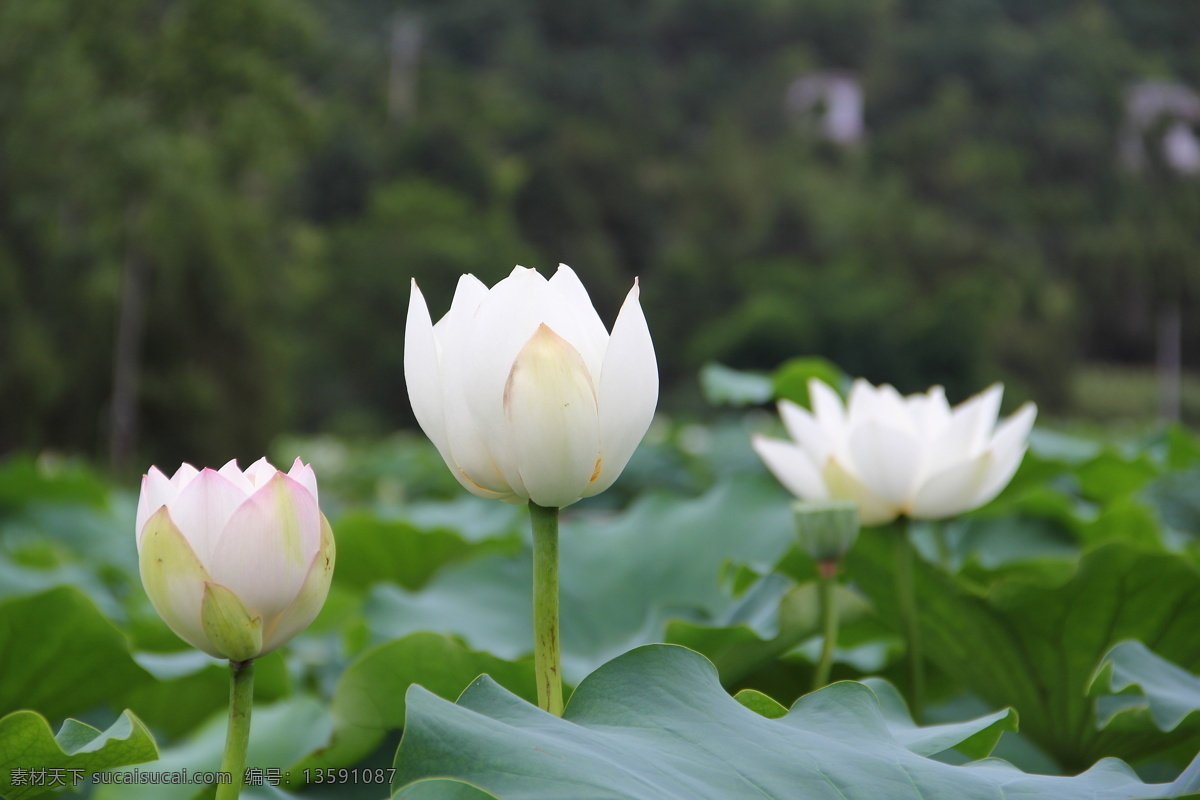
[201,582,263,662]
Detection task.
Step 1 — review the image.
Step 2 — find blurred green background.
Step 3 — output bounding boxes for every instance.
[2,0,1199,472]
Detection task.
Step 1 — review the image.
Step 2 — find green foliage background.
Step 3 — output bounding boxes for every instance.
[3,0,1200,467]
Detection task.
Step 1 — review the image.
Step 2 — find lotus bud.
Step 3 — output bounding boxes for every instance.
[135,458,335,661]
[404,264,658,509]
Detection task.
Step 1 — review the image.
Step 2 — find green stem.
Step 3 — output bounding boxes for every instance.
[215,659,254,800]
[894,527,924,720]
[529,502,564,716]
[812,560,839,690]
[932,520,952,569]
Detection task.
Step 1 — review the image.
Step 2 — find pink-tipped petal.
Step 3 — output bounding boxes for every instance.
[505,324,601,508]
[260,513,336,654]
[218,459,255,494]
[169,463,200,491]
[167,468,253,565]
[752,436,829,500]
[245,457,279,488]
[208,473,322,624]
[287,458,320,505]
[139,507,219,657]
[136,467,176,548]
[587,280,658,497]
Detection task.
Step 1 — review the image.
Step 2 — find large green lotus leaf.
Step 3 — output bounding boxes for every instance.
[845,534,1200,770]
[738,677,1016,759]
[92,697,331,800]
[0,709,158,800]
[770,356,846,407]
[1073,452,1160,503]
[300,633,538,772]
[1089,640,1200,735]
[390,644,1197,800]
[698,362,774,406]
[1142,467,1200,538]
[367,477,795,682]
[0,493,139,616]
[0,456,110,511]
[856,677,1016,759]
[0,588,152,720]
[332,511,520,593]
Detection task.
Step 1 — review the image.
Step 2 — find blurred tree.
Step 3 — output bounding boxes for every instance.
[7,0,1200,459]
[0,0,317,470]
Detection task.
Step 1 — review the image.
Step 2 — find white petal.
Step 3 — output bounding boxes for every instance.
[287,458,320,506]
[973,402,1037,505]
[874,383,914,433]
[808,379,847,436]
[954,384,1004,452]
[454,268,564,497]
[429,276,519,497]
[752,436,829,500]
[823,456,897,525]
[546,265,610,377]
[585,280,658,497]
[167,469,252,566]
[910,453,994,519]
[405,280,452,459]
[906,386,952,439]
[208,473,322,623]
[845,379,881,429]
[136,467,176,548]
[218,459,255,494]
[778,399,834,465]
[434,273,489,330]
[845,421,922,506]
[925,384,1004,476]
[505,324,601,508]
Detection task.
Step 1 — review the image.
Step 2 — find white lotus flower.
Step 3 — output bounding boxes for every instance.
[753,379,1036,525]
[136,458,335,661]
[405,264,658,509]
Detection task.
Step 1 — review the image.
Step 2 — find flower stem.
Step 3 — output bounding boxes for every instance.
[894,528,924,720]
[812,559,839,690]
[215,659,254,800]
[529,502,564,716]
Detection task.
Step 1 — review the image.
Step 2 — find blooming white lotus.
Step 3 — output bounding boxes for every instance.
[405,264,658,509]
[753,379,1036,525]
[136,458,335,661]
